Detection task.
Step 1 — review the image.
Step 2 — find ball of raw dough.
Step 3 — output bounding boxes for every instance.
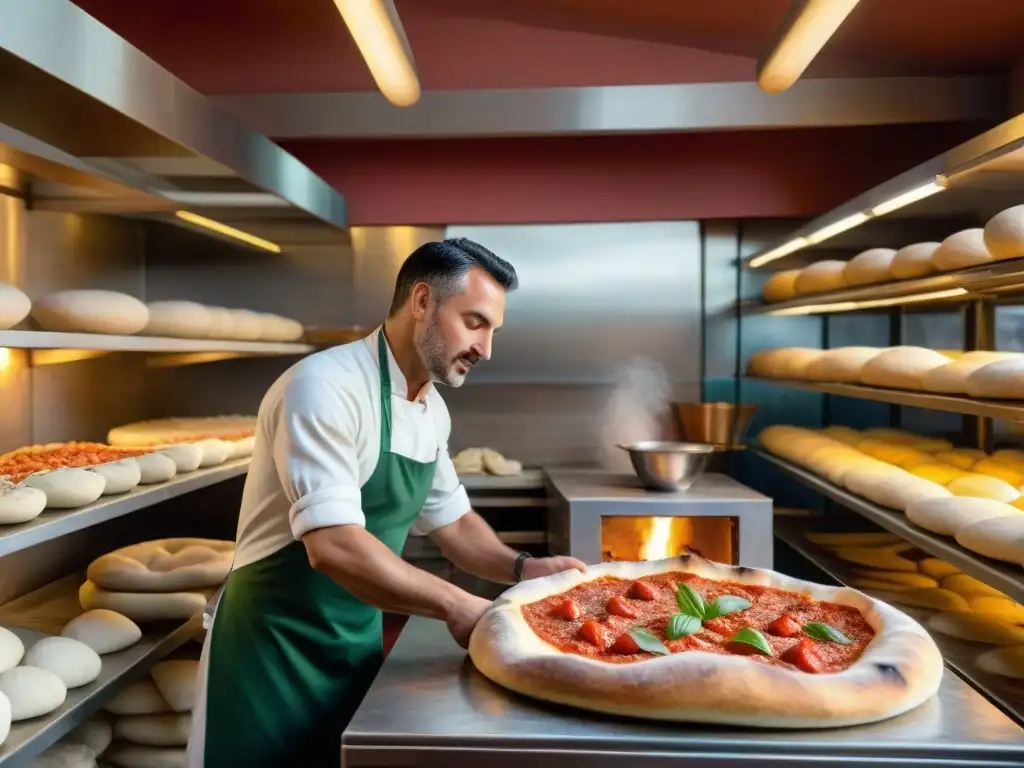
[906,496,1018,536]
[804,347,881,382]
[0,627,24,674]
[0,481,47,525]
[0,691,9,748]
[983,204,1024,261]
[761,270,801,303]
[204,307,236,340]
[0,282,31,330]
[24,636,102,689]
[890,242,940,280]
[748,347,822,379]
[22,468,106,509]
[932,229,992,272]
[843,248,896,286]
[226,310,263,341]
[794,261,847,295]
[91,459,142,495]
[144,302,212,339]
[843,468,950,511]
[195,439,231,467]
[965,358,1024,399]
[920,352,1019,394]
[135,453,178,485]
[155,445,203,474]
[151,660,199,713]
[114,712,191,747]
[62,609,142,654]
[955,515,1024,565]
[947,474,1020,503]
[859,347,952,390]
[0,666,67,720]
[31,290,149,335]
[104,680,169,716]
[65,716,114,756]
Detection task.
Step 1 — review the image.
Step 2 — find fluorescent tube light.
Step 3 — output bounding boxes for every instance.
[806,212,869,245]
[870,181,945,217]
[749,237,809,268]
[334,0,421,107]
[766,287,968,316]
[174,211,282,253]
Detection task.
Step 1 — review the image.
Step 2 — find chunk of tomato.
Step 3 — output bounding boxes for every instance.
[606,595,638,619]
[579,619,606,649]
[766,612,803,637]
[781,638,824,674]
[609,632,641,655]
[628,580,657,601]
[551,598,582,621]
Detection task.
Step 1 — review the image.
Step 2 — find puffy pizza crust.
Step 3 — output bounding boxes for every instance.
[468,554,944,728]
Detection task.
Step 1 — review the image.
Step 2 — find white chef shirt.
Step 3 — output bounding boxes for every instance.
[231,326,471,570]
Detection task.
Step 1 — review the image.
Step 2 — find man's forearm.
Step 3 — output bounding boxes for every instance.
[303,524,473,620]
[430,511,520,584]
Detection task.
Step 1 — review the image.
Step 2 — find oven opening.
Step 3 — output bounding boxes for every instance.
[600,516,738,564]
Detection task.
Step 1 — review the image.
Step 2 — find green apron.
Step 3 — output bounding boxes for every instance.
[202,332,437,767]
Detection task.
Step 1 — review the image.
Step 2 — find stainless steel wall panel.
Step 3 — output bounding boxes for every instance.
[702,220,739,404]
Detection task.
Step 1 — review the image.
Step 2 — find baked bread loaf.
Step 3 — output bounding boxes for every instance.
[87,538,234,593]
[107,416,257,448]
[965,358,1024,399]
[104,680,170,716]
[0,282,31,330]
[79,581,213,623]
[32,290,149,335]
[859,347,952,390]
[151,660,199,713]
[843,248,896,286]
[890,243,940,280]
[932,229,992,271]
[114,713,191,747]
[920,352,1019,394]
[804,347,881,382]
[983,204,1024,261]
[761,270,801,302]
[794,261,847,294]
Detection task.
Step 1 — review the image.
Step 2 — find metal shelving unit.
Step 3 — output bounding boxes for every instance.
[0,330,314,356]
[757,448,1024,603]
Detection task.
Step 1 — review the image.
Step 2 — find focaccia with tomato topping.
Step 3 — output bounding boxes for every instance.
[468,552,943,728]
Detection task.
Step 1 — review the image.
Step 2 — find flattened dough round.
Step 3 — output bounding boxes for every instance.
[795,261,847,295]
[91,459,141,496]
[0,282,31,330]
[143,302,211,339]
[0,627,24,673]
[79,581,211,623]
[859,347,952,390]
[135,453,177,485]
[114,713,191,747]
[104,680,169,716]
[23,468,106,509]
[761,270,801,302]
[983,204,1024,261]
[150,660,198,713]
[965,358,1024,399]
[24,636,102,689]
[468,553,944,728]
[32,290,149,335]
[932,229,992,271]
[87,538,234,592]
[805,347,881,383]
[890,242,940,280]
[843,248,896,286]
[0,666,67,720]
[906,497,1018,537]
[0,481,47,524]
[955,515,1024,565]
[62,609,142,655]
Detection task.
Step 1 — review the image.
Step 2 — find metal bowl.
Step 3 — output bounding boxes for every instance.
[618,441,714,493]
[674,402,760,447]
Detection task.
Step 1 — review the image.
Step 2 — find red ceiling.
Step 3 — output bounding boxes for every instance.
[73,0,1024,96]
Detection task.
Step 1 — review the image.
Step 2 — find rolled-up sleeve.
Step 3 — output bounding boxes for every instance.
[409,398,470,536]
[270,375,365,539]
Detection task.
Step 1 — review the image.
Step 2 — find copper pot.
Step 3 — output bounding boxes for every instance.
[674,402,759,447]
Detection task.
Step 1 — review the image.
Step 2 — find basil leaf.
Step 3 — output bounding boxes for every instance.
[728,627,773,656]
[803,621,853,645]
[704,595,752,620]
[675,582,706,618]
[628,627,670,656]
[666,613,702,640]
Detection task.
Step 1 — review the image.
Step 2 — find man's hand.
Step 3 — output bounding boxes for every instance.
[521,556,587,581]
[445,594,492,648]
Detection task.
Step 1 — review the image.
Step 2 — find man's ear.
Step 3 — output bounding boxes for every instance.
[410,282,432,320]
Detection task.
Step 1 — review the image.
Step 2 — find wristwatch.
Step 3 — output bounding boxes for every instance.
[513,552,532,582]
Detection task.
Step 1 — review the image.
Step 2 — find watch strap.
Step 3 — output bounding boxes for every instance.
[513,552,532,582]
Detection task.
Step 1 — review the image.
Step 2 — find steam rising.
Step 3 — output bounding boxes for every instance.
[598,359,670,473]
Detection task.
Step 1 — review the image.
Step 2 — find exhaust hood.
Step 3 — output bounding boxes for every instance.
[0,0,347,248]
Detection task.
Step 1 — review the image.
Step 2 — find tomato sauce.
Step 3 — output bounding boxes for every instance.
[0,443,150,483]
[521,572,874,673]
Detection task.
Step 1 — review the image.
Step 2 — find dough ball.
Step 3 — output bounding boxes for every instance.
[803,445,876,484]
[819,425,861,445]
[0,666,67,721]
[0,480,47,524]
[482,448,522,476]
[761,270,801,302]
[150,660,199,713]
[965,357,1024,399]
[135,453,177,485]
[947,474,1020,503]
[25,743,97,767]
[920,352,1019,394]
[794,260,847,295]
[155,445,202,474]
[22,468,106,509]
[62,609,142,655]
[859,346,952,390]
[0,691,8,748]
[750,347,822,379]
[0,282,31,330]
[906,496,1019,537]
[114,712,191,747]
[65,715,114,756]
[843,468,950,511]
[0,626,24,673]
[860,427,921,445]
[79,581,211,623]
[804,347,881,383]
[933,449,984,470]
[144,302,211,339]
[194,439,231,468]
[932,229,992,272]
[955,515,1024,565]
[972,459,1024,487]
[983,204,1024,261]
[908,463,966,486]
[927,612,1024,645]
[890,242,940,280]
[843,248,896,286]
[276,317,305,342]
[977,645,1024,680]
[226,310,262,341]
[918,558,961,580]
[204,307,235,340]
[104,680,169,716]
[32,290,149,335]
[91,459,142,495]
[227,436,255,460]
[24,636,102,689]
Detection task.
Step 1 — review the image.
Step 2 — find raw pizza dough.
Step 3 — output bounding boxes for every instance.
[804,347,881,383]
[976,645,1024,680]
[468,553,943,728]
[794,261,848,295]
[24,636,102,689]
[0,665,67,720]
[150,660,198,713]
[0,691,8,747]
[0,626,24,673]
[114,713,191,747]
[0,479,47,524]
[227,437,255,460]
[135,454,177,485]
[761,270,801,303]
[0,282,31,330]
[920,352,1019,394]
[890,243,940,280]
[32,290,149,335]
[918,558,960,580]
[859,347,952,390]
[947,475,1019,503]
[955,516,1024,566]
[23,468,106,509]
[104,680,169,716]
[942,574,1005,599]
[905,497,1017,537]
[87,539,234,592]
[194,440,230,468]
[931,229,993,271]
[226,310,263,341]
[965,358,1024,399]
[26,743,97,767]
[843,249,896,286]
[143,302,212,339]
[103,744,185,768]
[842,468,950,512]
[62,610,142,655]
[927,612,1024,645]
[983,204,1024,261]
[65,716,114,756]
[91,460,142,496]
[154,446,202,474]
[204,308,235,341]
[452,448,483,474]
[79,581,212,623]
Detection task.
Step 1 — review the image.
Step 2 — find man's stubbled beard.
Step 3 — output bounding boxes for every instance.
[416,307,471,388]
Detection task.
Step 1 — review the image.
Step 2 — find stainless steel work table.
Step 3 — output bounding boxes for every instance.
[343,617,1024,767]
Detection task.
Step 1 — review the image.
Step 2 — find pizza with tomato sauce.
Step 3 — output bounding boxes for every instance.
[0,442,150,483]
[468,553,943,728]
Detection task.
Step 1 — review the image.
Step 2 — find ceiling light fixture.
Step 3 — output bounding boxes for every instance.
[333,0,421,108]
[757,0,862,94]
[806,212,870,245]
[749,237,809,268]
[766,287,968,316]
[870,180,946,217]
[174,211,282,253]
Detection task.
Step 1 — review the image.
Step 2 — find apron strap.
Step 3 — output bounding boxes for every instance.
[377,329,393,455]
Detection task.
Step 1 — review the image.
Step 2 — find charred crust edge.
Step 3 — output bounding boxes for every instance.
[874,663,907,687]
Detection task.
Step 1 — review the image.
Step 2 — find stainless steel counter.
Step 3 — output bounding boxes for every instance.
[343,616,1024,768]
